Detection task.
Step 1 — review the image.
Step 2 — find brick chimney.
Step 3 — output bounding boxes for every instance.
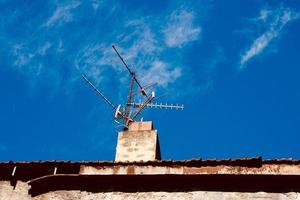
[115,121,161,162]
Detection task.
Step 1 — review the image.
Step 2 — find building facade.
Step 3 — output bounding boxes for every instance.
[1,122,300,199]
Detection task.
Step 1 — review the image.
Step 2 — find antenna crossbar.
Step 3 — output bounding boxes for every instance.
[82,74,116,109]
[112,45,133,75]
[131,94,155,120]
[128,102,184,110]
[81,45,184,130]
[112,45,147,96]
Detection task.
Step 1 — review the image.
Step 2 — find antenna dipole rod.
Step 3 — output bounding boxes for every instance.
[112,45,133,75]
[128,102,184,110]
[82,74,116,110]
[112,45,146,96]
[132,95,155,120]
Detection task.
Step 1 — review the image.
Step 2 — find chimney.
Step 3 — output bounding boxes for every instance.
[115,121,161,162]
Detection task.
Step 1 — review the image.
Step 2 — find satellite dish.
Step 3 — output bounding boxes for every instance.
[114,104,122,119]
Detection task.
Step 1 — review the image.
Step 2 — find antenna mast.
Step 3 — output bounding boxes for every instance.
[81,45,184,130]
[112,45,148,97]
[124,75,134,124]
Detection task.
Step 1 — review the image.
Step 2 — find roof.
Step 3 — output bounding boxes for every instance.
[2,157,300,167]
[2,157,300,197]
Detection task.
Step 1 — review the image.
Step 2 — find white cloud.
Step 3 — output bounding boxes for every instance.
[240,6,299,69]
[38,42,51,56]
[12,44,34,67]
[75,8,203,91]
[163,10,201,48]
[141,61,181,87]
[74,44,108,85]
[45,1,81,27]
[257,9,271,22]
[7,2,202,98]
[11,41,53,80]
[75,19,180,88]
[240,31,275,67]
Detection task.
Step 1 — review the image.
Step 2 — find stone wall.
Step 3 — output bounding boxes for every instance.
[115,121,161,162]
[1,181,300,200]
[0,181,31,200]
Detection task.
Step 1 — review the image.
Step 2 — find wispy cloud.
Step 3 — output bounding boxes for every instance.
[163,10,201,48]
[240,6,299,69]
[12,44,34,67]
[12,42,51,76]
[256,9,272,22]
[37,42,52,56]
[75,8,201,90]
[45,1,81,27]
[141,61,181,87]
[75,20,176,88]
[3,1,203,99]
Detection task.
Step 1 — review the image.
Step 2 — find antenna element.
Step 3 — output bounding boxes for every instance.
[81,45,184,130]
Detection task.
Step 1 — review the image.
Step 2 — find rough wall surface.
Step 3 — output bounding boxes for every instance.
[80,163,300,175]
[34,191,300,200]
[115,130,159,162]
[115,121,161,162]
[1,181,300,200]
[0,181,31,200]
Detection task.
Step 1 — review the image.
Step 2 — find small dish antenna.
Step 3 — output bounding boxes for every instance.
[82,45,184,130]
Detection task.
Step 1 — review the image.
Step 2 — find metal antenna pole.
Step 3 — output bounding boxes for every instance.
[131,82,158,98]
[124,75,134,122]
[80,45,184,130]
[112,45,148,97]
[112,45,134,75]
[82,74,116,110]
[132,94,155,120]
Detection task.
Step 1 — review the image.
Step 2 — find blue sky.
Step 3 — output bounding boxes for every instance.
[0,0,300,161]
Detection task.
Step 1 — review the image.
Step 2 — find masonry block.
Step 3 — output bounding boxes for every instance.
[115,121,161,162]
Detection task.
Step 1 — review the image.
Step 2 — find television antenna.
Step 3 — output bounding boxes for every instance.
[82,45,184,130]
